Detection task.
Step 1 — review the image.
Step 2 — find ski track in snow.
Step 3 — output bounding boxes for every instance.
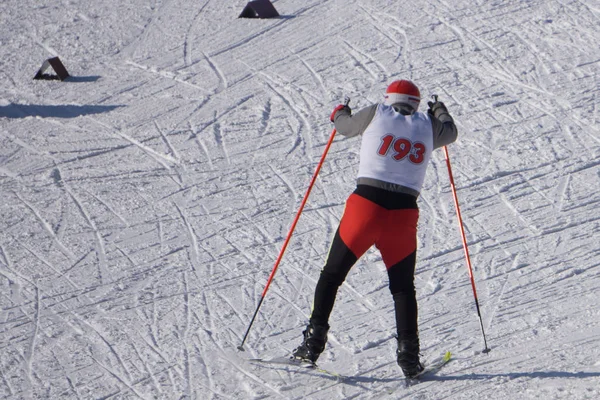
[1,0,600,398]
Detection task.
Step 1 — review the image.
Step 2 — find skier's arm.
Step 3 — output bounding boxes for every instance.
[428,101,458,149]
[333,104,377,138]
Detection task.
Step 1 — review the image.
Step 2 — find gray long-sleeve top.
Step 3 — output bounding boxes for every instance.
[333,103,458,149]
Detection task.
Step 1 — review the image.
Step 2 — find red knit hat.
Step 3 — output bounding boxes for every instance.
[383,80,421,111]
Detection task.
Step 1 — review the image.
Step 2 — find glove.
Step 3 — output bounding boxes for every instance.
[330,103,351,122]
[427,99,449,119]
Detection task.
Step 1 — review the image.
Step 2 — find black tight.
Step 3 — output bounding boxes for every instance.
[310,229,418,337]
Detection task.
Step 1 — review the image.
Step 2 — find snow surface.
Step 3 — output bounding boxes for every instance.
[1,0,600,398]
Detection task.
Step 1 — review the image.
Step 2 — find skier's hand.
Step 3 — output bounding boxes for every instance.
[330,103,351,122]
[427,98,449,119]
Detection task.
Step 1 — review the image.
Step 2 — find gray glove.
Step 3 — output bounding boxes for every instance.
[427,99,450,120]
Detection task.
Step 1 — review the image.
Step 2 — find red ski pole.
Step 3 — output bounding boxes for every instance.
[443,145,491,353]
[238,127,339,351]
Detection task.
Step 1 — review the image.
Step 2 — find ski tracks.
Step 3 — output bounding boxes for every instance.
[125,60,213,96]
[342,40,388,83]
[189,94,254,167]
[63,184,111,284]
[183,1,212,68]
[13,192,75,261]
[358,5,413,68]
[257,73,314,157]
[87,116,182,176]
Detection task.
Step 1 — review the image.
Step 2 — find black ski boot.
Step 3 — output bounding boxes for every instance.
[292,322,329,363]
[397,334,424,378]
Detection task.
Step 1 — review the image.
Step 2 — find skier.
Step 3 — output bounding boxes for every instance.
[292,80,458,378]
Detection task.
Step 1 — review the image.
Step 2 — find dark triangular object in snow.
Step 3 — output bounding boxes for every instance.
[239,0,279,18]
[34,57,70,81]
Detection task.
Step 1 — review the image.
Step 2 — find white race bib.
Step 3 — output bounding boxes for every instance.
[358,104,434,193]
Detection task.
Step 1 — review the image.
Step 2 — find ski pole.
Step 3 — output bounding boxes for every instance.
[238,121,342,351]
[443,145,491,354]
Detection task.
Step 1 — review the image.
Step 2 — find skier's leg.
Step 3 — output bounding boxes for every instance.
[377,208,423,377]
[387,252,418,337]
[292,229,356,362]
[387,251,424,377]
[376,207,419,336]
[310,193,381,325]
[293,193,379,362]
[309,228,358,326]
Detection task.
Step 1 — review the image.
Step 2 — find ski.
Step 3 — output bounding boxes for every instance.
[250,351,451,388]
[404,351,452,385]
[248,356,345,381]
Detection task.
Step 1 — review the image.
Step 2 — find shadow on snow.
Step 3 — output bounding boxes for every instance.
[0,103,123,119]
[428,371,600,381]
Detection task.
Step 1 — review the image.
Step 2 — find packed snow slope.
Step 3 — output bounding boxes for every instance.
[1,0,599,398]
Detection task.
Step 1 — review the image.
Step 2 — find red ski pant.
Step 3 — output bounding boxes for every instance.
[339,193,418,267]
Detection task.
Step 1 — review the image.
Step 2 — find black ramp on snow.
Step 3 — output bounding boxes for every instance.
[33,57,70,81]
[239,0,279,18]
